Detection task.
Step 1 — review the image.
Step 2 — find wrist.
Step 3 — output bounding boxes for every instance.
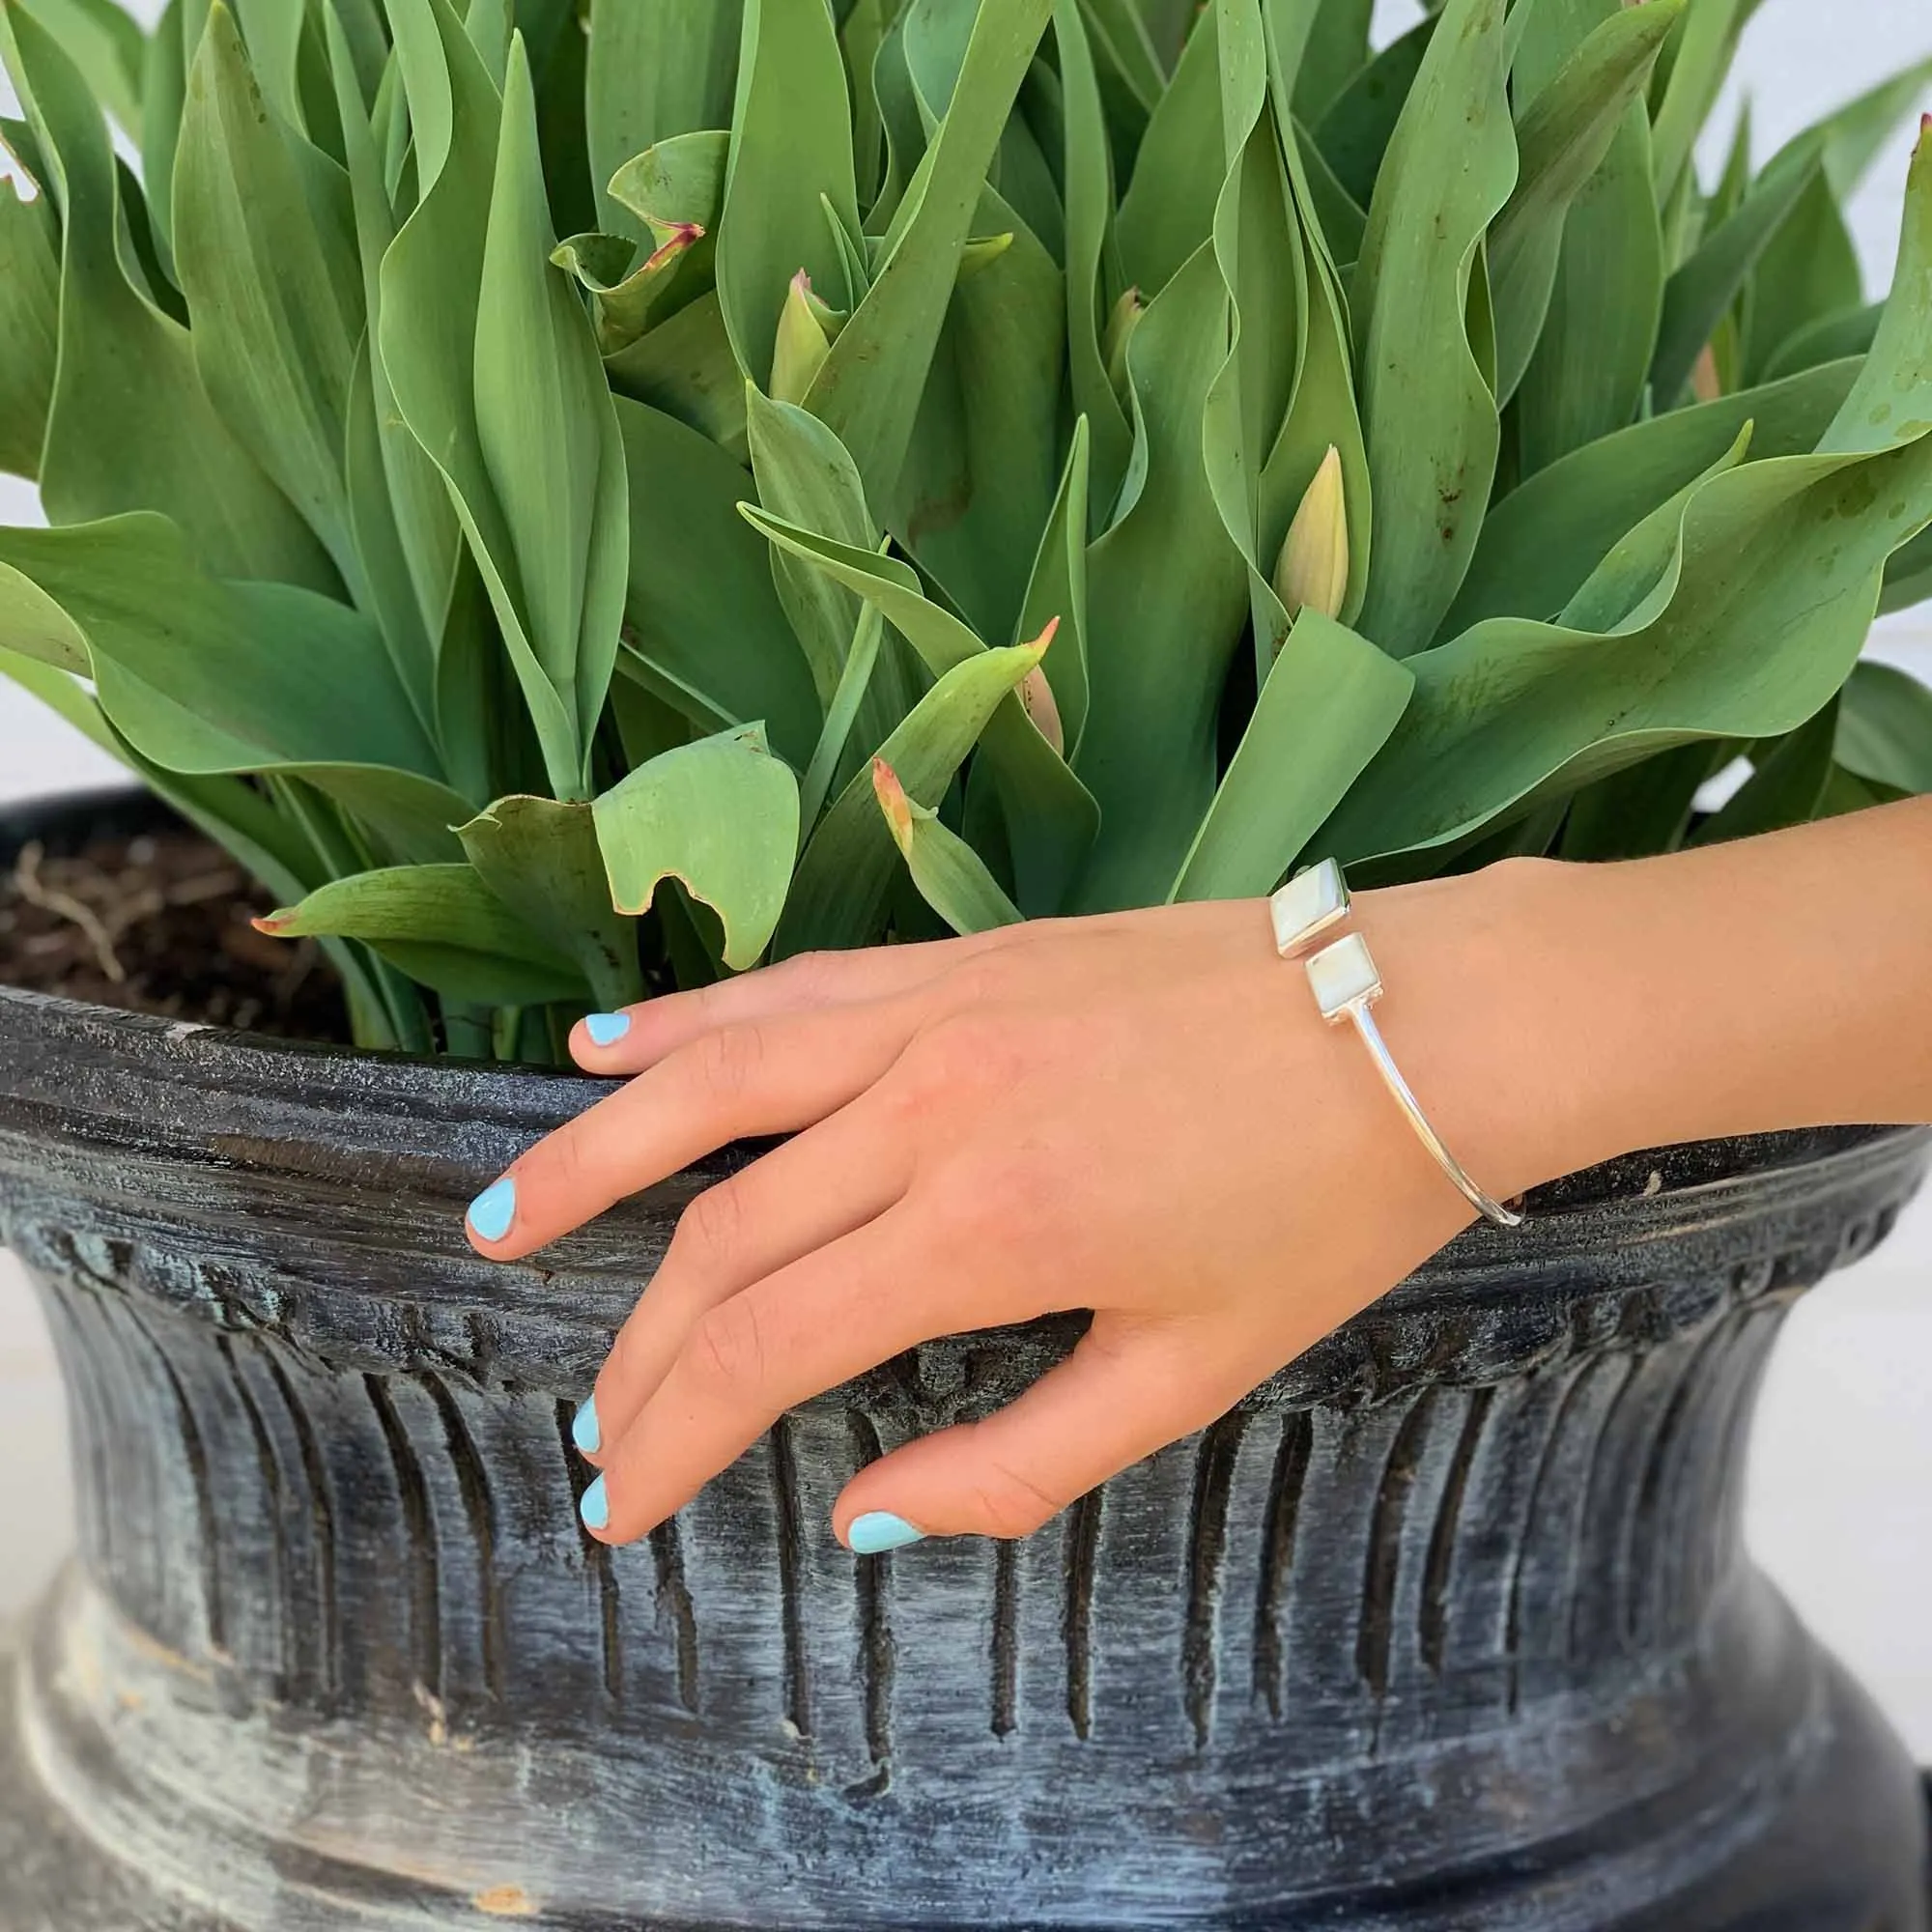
[1347,857,1617,1208]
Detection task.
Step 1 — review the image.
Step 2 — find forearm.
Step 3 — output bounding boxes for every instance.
[1363,798,1932,1204]
[1547,795,1932,1158]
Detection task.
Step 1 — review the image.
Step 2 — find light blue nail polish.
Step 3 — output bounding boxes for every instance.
[848,1511,924,1555]
[584,1011,632,1048]
[467,1177,516,1243]
[581,1474,610,1532]
[571,1397,601,1457]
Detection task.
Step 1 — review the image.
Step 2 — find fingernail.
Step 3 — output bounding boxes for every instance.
[847,1511,924,1554]
[581,1474,609,1533]
[583,1011,631,1048]
[571,1396,601,1457]
[467,1177,516,1243]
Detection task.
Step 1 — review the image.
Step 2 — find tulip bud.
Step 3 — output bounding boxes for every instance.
[771,270,843,406]
[1019,668,1065,757]
[1271,445,1350,624]
[871,757,917,858]
[1016,612,1065,755]
[1102,286,1145,399]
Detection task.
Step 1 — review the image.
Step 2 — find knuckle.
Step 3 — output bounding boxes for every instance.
[686,1022,768,1106]
[941,953,1012,1017]
[970,1451,1070,1541]
[671,1179,748,1275]
[779,950,840,999]
[908,1013,1021,1098]
[538,1122,592,1202]
[685,1296,769,1396]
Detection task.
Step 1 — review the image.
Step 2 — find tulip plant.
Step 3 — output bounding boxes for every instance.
[2,0,1931,1059]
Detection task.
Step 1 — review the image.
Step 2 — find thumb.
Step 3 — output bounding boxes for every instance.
[832,1319,1244,1550]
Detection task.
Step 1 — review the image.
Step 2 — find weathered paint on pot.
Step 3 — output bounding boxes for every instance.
[0,791,1926,1929]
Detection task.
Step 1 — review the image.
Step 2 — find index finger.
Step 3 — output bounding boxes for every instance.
[569,924,1028,1073]
[468,1001,916,1258]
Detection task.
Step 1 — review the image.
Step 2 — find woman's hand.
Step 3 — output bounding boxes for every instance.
[467,859,1597,1551]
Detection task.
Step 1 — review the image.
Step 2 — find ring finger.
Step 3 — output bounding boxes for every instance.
[579,1095,917,1461]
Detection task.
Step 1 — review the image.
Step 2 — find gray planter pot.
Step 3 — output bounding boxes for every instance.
[0,788,1926,1930]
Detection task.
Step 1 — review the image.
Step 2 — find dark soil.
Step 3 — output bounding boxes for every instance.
[0,831,349,1042]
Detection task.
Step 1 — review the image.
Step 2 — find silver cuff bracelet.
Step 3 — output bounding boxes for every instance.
[1270,860,1524,1230]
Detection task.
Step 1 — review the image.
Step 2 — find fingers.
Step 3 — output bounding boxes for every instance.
[832,1317,1252,1548]
[467,1004,915,1260]
[569,928,1021,1075]
[578,1098,916,1463]
[583,1206,1037,1545]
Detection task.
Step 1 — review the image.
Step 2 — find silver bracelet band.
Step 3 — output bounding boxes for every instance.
[1270,861,1523,1230]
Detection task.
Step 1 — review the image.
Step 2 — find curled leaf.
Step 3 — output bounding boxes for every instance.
[553,222,705,353]
[770,268,844,405]
[869,759,1024,935]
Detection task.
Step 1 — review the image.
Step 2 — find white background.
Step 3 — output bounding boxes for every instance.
[1,0,1930,1755]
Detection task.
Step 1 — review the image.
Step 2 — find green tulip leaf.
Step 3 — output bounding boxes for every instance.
[593,724,800,972]
[615,392,820,769]
[1447,356,1861,633]
[1488,0,1682,405]
[803,0,1055,519]
[739,500,1098,915]
[1651,148,1822,407]
[1648,0,1744,214]
[871,755,1024,935]
[1835,660,1932,796]
[604,288,748,454]
[0,136,59,480]
[1311,13,1433,211]
[586,0,739,241]
[745,384,883,709]
[2,3,337,590]
[776,635,1047,955]
[714,0,861,390]
[0,512,467,864]
[1055,0,1134,526]
[1350,0,1517,656]
[1077,242,1246,909]
[472,34,628,798]
[456,793,642,1009]
[891,184,1065,642]
[1173,608,1412,900]
[1114,3,1221,298]
[1688,699,1841,848]
[259,864,591,1006]
[1017,415,1094,757]
[174,1,364,587]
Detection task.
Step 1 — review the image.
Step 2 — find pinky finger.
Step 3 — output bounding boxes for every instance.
[830,1318,1256,1549]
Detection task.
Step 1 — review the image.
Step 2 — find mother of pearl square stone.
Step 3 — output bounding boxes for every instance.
[1307,932,1384,1019]
[1269,858,1350,957]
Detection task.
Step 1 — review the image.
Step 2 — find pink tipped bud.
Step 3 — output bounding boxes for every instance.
[1018,668,1065,757]
[1025,613,1062,656]
[871,757,916,857]
[1102,287,1146,398]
